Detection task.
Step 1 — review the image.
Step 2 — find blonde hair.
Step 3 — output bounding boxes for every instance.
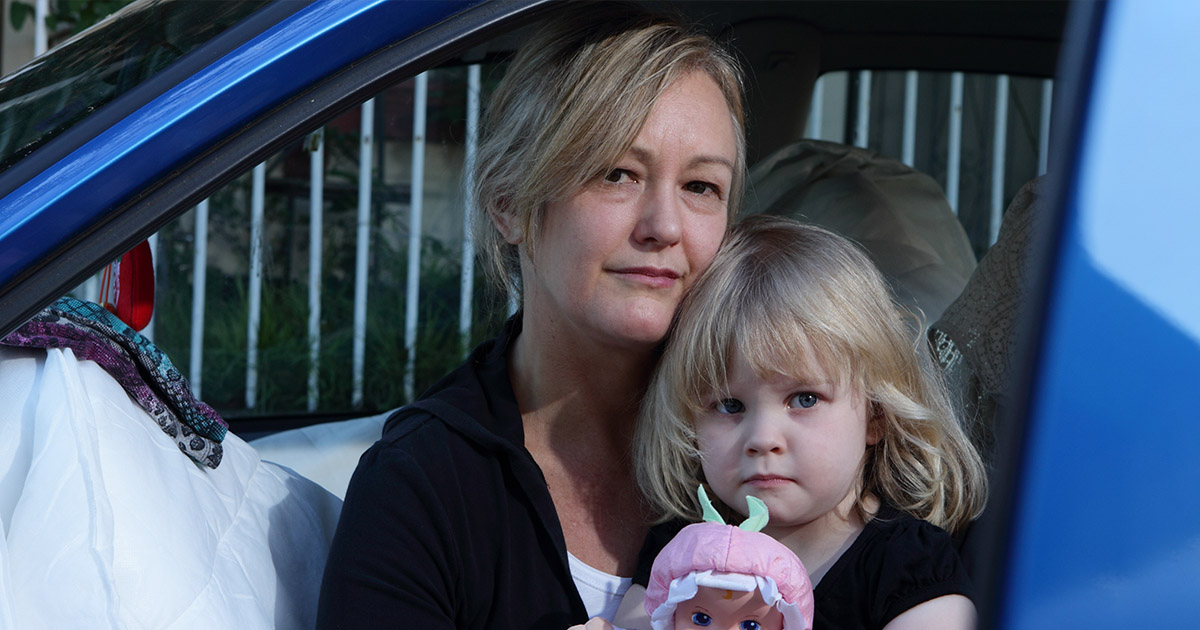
[472,6,746,301]
[635,215,987,534]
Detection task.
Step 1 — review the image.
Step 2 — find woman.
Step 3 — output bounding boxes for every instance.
[317,7,745,629]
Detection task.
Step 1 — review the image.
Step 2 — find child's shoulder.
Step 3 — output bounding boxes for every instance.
[858,504,962,564]
[813,505,972,630]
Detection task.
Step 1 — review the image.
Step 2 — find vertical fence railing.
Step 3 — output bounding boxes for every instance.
[854,70,872,148]
[807,75,824,140]
[404,72,429,402]
[246,163,266,409]
[352,99,375,408]
[460,65,481,357]
[33,0,48,55]
[157,68,1060,416]
[989,75,1010,245]
[946,72,965,214]
[307,129,325,412]
[902,71,918,166]
[1040,79,1054,175]
[189,200,209,398]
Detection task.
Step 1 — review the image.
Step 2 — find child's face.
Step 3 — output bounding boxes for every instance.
[695,348,876,536]
[673,586,783,630]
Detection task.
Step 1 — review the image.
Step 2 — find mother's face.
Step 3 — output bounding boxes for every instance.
[520,71,737,350]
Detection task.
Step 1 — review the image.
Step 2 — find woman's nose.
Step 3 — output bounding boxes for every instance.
[743,413,786,456]
[631,183,683,247]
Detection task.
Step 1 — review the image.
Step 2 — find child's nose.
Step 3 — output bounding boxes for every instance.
[743,413,786,455]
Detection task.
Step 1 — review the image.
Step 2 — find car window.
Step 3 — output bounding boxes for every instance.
[0,0,269,172]
[17,3,1058,433]
[812,69,1053,258]
[88,63,511,422]
[68,64,1052,428]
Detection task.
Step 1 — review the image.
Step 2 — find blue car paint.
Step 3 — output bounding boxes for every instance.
[0,0,474,289]
[1003,0,1200,626]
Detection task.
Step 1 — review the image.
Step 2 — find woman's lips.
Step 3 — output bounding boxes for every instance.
[612,266,681,288]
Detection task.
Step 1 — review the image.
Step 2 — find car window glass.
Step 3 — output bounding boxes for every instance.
[0,0,269,171]
[812,70,1053,258]
[75,63,510,422]
[62,64,1054,429]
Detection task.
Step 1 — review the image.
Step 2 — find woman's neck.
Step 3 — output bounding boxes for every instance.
[508,314,658,576]
[509,314,657,447]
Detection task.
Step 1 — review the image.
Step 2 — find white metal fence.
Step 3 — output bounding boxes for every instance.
[77,66,1052,416]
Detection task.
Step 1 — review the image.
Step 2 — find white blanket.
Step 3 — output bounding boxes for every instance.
[0,346,343,629]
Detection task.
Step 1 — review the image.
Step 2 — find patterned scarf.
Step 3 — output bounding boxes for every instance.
[1,297,226,468]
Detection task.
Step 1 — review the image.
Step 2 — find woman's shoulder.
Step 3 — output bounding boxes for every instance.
[814,506,972,630]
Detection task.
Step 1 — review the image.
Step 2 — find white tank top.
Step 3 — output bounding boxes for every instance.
[568,551,634,621]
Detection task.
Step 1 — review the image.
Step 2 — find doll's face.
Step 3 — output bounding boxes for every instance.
[673,586,783,630]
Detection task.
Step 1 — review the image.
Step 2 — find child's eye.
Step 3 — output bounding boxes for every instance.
[739,622,761,630]
[788,392,818,409]
[714,398,745,414]
[691,612,712,626]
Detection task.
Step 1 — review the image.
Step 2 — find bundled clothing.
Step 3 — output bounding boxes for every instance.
[1,297,225,468]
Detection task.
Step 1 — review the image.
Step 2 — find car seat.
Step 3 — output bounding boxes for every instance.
[929,175,1045,468]
[746,139,978,329]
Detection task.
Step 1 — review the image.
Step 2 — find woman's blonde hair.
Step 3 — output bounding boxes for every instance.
[635,215,987,534]
[472,5,746,301]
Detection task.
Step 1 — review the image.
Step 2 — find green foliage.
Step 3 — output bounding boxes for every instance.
[8,1,34,31]
[151,166,507,421]
[9,0,134,36]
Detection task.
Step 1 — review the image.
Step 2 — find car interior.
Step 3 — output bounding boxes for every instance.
[0,0,1073,627]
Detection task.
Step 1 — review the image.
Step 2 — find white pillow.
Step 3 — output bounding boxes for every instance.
[250,412,388,500]
[0,346,342,630]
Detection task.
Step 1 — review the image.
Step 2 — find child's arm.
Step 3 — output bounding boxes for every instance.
[882,594,976,630]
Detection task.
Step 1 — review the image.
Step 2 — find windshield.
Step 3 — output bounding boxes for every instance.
[0,0,270,171]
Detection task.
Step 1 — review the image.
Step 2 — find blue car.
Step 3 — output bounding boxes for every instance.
[0,0,1195,627]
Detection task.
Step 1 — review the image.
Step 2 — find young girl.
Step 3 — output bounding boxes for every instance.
[636,215,988,630]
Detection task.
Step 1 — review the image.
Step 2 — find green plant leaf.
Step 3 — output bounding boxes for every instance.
[9,1,35,31]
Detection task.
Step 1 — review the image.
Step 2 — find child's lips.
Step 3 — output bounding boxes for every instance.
[743,474,793,487]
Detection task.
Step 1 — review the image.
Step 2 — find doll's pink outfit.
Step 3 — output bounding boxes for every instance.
[644,521,815,630]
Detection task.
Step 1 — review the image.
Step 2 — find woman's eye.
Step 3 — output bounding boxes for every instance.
[739,622,761,630]
[715,398,745,414]
[603,168,633,183]
[691,612,712,626]
[684,180,719,196]
[788,393,818,409]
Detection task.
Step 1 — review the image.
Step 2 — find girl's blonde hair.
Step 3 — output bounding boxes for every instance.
[472,6,746,302]
[635,215,987,534]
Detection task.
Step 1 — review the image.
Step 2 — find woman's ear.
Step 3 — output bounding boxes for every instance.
[489,201,524,245]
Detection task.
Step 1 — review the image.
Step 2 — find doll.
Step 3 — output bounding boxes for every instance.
[642,486,815,630]
[573,487,814,630]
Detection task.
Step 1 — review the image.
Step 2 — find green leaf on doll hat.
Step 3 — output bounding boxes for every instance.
[697,485,726,525]
[696,485,769,532]
[738,496,769,533]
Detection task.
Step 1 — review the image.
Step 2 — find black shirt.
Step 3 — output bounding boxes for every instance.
[813,505,973,630]
[316,317,674,629]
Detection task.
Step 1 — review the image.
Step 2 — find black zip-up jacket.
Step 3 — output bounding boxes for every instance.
[316,317,676,629]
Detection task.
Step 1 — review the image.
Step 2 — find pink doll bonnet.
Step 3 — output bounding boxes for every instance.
[644,487,815,630]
